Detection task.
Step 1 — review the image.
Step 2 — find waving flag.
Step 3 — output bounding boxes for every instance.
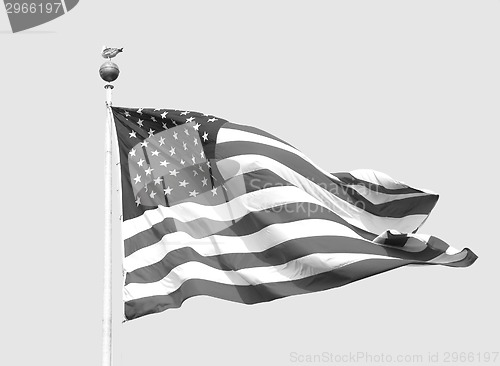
[111,107,477,321]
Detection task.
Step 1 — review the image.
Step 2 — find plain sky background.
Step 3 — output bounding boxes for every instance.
[1,1,499,365]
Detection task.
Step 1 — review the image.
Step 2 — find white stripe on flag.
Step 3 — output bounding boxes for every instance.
[217,127,343,183]
[430,250,467,264]
[217,127,433,204]
[348,184,431,205]
[217,155,429,234]
[124,218,366,272]
[350,169,436,194]
[123,252,398,302]
[122,185,331,240]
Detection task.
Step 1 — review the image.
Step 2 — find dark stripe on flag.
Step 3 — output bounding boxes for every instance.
[124,258,414,320]
[125,235,447,285]
[223,122,296,149]
[332,172,426,195]
[216,141,438,218]
[124,201,377,257]
[436,249,477,267]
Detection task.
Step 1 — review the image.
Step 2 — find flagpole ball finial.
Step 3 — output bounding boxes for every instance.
[100,61,120,83]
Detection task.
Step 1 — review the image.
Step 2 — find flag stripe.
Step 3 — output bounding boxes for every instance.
[429,249,477,266]
[124,253,404,302]
[222,122,296,149]
[124,219,367,273]
[124,248,469,303]
[349,169,435,193]
[216,140,439,220]
[217,127,434,198]
[332,171,427,195]
[122,185,327,240]
[125,233,455,285]
[217,154,430,234]
[217,126,343,183]
[346,184,431,205]
[123,249,471,320]
[124,258,413,319]
[124,201,377,258]
[124,219,459,276]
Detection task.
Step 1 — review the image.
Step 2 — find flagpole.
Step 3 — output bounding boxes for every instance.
[100,54,120,366]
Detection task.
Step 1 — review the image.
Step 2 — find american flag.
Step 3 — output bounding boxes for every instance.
[111,107,477,321]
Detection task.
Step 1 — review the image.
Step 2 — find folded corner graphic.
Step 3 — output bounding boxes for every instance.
[4,0,79,33]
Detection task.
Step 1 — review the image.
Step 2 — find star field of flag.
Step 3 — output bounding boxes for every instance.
[129,122,218,207]
[112,107,229,219]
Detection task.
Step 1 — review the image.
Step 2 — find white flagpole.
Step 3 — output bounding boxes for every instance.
[100,52,120,366]
[103,84,113,366]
